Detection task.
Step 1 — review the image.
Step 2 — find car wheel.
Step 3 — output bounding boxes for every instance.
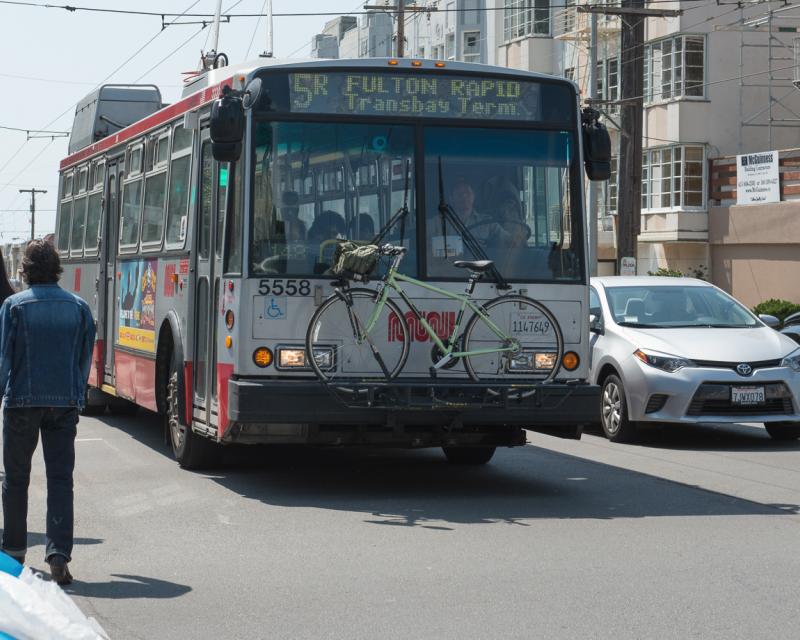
[600,374,639,443]
[765,422,800,441]
[442,446,496,465]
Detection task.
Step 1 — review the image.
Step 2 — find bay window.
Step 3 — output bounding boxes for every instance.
[645,35,705,103]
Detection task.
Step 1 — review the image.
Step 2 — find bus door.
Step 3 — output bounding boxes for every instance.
[102,157,123,384]
[192,130,225,430]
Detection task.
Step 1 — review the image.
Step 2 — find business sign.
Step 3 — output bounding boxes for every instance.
[118,259,157,353]
[736,150,780,205]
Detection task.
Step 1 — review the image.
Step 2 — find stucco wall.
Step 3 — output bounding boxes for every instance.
[709,202,800,307]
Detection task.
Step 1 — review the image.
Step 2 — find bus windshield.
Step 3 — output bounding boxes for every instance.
[251,121,581,281]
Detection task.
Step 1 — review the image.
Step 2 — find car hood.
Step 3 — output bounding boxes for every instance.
[619,326,797,362]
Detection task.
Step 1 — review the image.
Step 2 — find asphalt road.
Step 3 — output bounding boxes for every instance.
[3,411,800,640]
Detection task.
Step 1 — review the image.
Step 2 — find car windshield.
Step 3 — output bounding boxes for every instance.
[604,285,760,328]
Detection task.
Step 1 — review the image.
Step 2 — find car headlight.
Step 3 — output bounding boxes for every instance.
[781,348,800,372]
[633,349,694,373]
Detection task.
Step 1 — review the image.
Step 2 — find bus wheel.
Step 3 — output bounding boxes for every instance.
[442,446,496,465]
[166,358,220,470]
[82,388,107,416]
[107,397,138,416]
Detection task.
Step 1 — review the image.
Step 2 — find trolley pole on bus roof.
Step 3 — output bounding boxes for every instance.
[261,0,274,58]
[18,188,47,240]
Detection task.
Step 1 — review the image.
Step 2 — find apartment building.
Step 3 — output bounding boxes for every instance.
[310,1,800,291]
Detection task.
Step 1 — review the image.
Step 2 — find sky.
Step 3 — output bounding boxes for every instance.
[0,0,363,244]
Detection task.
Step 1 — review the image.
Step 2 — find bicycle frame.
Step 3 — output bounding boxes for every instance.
[354,257,516,366]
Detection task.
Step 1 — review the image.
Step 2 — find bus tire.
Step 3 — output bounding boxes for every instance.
[442,446,496,465]
[82,388,107,416]
[166,355,220,470]
[107,397,139,416]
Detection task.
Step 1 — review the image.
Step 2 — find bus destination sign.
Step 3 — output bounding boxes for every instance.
[288,72,543,121]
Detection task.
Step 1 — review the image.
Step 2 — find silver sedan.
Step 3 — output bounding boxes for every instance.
[589,276,800,442]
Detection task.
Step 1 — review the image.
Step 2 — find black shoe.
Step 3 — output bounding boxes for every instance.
[47,555,73,585]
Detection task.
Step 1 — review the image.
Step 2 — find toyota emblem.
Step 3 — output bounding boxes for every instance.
[736,363,753,376]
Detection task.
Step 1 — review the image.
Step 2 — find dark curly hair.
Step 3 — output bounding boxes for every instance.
[22,239,62,285]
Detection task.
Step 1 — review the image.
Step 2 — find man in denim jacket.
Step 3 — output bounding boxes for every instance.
[0,240,95,585]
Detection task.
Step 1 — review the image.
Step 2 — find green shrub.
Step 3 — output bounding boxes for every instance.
[647,264,709,280]
[752,299,800,324]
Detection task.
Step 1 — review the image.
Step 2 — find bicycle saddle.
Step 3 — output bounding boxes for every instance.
[453,260,493,272]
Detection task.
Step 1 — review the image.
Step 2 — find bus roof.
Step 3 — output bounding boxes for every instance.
[60,57,578,172]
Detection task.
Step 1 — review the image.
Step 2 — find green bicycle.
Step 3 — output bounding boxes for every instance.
[305,244,564,393]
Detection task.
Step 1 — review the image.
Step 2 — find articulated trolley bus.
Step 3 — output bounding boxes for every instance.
[56,58,610,468]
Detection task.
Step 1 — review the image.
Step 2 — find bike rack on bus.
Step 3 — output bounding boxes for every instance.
[317,378,575,413]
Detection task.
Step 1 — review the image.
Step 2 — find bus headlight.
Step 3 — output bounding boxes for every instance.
[276,346,334,371]
[508,351,557,371]
[278,348,307,368]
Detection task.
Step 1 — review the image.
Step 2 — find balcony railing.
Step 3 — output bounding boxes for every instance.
[709,149,800,207]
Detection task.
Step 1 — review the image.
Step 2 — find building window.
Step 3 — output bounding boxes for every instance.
[463,30,480,63]
[595,57,619,114]
[446,33,455,60]
[607,145,705,213]
[564,67,575,82]
[645,34,705,103]
[504,0,550,41]
[642,145,706,210]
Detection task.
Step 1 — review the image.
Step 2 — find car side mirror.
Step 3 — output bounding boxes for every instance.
[210,85,244,162]
[759,313,780,329]
[589,313,603,334]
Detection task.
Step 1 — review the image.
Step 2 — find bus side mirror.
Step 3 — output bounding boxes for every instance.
[211,85,244,162]
[581,108,611,181]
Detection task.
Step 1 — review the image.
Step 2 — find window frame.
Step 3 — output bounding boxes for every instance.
[57,170,74,256]
[140,167,168,251]
[119,173,144,254]
[644,34,706,105]
[503,0,551,43]
[165,123,194,251]
[69,193,88,258]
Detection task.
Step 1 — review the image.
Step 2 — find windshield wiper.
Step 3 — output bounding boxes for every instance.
[372,159,411,246]
[616,321,659,328]
[665,323,755,328]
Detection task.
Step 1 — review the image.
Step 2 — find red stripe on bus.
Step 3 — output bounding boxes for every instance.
[114,349,157,412]
[216,363,234,438]
[183,361,193,425]
[88,339,103,388]
[59,77,234,171]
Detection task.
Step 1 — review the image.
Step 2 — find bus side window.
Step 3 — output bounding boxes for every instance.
[57,200,73,255]
[141,170,167,247]
[165,124,193,248]
[57,170,73,255]
[120,177,143,251]
[70,194,87,257]
[223,162,243,274]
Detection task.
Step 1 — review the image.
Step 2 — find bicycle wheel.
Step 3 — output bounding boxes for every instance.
[462,295,563,390]
[306,288,410,385]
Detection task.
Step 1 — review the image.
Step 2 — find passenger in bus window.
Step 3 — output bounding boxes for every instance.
[348,213,375,242]
[308,211,346,273]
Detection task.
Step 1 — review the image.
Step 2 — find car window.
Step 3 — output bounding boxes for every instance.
[604,285,759,328]
[589,286,602,318]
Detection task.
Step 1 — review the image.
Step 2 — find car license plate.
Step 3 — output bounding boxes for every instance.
[731,386,765,405]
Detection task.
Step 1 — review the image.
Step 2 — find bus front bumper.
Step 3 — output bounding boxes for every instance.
[227,377,599,444]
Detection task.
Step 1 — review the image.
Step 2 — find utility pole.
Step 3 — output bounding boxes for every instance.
[364,1,430,58]
[396,0,405,57]
[579,2,680,275]
[18,188,47,240]
[616,0,645,274]
[587,12,599,276]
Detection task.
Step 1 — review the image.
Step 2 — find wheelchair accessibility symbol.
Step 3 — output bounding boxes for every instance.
[264,297,286,320]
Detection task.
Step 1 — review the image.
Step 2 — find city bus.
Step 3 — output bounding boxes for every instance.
[55,57,610,469]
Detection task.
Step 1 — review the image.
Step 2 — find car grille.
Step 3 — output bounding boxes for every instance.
[686,382,794,417]
[692,358,782,371]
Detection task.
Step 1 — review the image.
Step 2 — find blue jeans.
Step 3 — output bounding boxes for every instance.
[2,407,78,562]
